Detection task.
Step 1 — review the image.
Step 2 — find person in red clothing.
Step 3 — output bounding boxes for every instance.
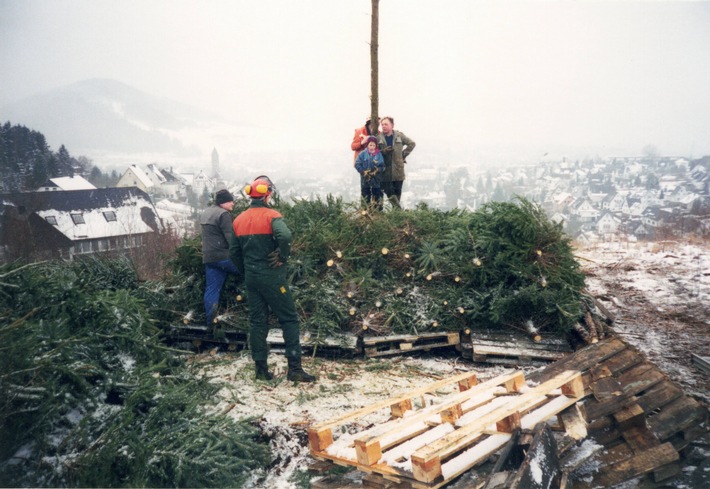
[229,176,316,383]
[351,117,380,165]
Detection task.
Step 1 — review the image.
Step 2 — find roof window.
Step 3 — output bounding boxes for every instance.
[103,211,117,222]
[45,215,58,225]
[71,213,85,225]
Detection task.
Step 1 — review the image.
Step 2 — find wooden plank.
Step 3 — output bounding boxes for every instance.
[647,395,706,441]
[411,371,583,483]
[559,404,588,440]
[653,462,680,482]
[520,395,580,431]
[595,441,633,466]
[589,365,612,381]
[560,439,604,472]
[482,430,521,489]
[691,353,710,374]
[471,331,571,348]
[472,354,551,367]
[581,367,666,421]
[596,348,643,375]
[312,475,363,489]
[621,425,660,452]
[508,423,560,489]
[308,370,480,452]
[353,372,525,466]
[362,332,459,346]
[613,403,645,430]
[435,433,511,486]
[267,329,360,350]
[362,473,412,488]
[635,381,683,413]
[471,339,571,353]
[365,340,459,358]
[527,337,628,384]
[590,376,623,401]
[581,442,679,488]
[472,344,568,361]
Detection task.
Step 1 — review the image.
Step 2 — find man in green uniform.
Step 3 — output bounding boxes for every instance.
[229,176,316,383]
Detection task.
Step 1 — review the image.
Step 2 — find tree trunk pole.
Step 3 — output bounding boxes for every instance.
[370,0,379,136]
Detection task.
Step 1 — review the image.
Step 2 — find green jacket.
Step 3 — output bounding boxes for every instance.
[377,130,416,182]
[229,200,292,276]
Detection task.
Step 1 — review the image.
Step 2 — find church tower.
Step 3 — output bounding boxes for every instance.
[211,148,220,178]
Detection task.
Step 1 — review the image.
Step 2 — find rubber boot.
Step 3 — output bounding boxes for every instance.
[255,360,273,381]
[287,357,316,383]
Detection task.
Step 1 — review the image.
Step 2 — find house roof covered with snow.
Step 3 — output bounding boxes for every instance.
[40,175,97,191]
[1,188,163,241]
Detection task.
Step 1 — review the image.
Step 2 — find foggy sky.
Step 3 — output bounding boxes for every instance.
[2,0,710,160]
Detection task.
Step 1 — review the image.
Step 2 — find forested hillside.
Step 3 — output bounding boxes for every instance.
[0,122,117,192]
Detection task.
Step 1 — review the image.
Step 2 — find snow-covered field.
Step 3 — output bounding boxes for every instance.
[195,240,710,488]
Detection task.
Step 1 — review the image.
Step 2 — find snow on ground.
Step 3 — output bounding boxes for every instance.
[192,240,710,488]
[196,352,515,488]
[577,240,710,404]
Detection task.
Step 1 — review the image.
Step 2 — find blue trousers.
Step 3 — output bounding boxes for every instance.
[361,186,382,205]
[204,259,240,325]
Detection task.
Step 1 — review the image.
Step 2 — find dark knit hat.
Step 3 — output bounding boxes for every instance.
[365,136,378,145]
[215,189,234,205]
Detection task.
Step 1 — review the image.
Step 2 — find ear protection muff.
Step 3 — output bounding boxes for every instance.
[244,175,274,197]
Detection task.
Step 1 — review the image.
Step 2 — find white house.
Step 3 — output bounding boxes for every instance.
[116,165,155,193]
[38,175,96,192]
[596,212,621,235]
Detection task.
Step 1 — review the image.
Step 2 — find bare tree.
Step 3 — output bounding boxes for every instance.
[370,0,379,135]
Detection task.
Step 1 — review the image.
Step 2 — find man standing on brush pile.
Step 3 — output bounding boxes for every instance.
[200,189,240,326]
[377,116,415,209]
[229,176,316,383]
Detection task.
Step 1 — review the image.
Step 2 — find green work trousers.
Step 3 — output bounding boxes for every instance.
[245,269,302,362]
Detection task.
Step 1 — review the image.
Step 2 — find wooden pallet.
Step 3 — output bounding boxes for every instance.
[169,324,361,355]
[691,353,710,374]
[363,332,460,358]
[308,368,585,488]
[528,337,709,488]
[465,331,572,366]
[267,329,361,355]
[168,324,247,350]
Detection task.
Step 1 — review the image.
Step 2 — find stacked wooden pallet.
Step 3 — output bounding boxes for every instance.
[308,369,585,488]
[168,324,362,355]
[527,337,708,487]
[169,325,462,358]
[309,337,708,488]
[464,331,573,366]
[362,332,461,358]
[168,323,247,350]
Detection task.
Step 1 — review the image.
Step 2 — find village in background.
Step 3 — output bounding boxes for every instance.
[1,120,708,268]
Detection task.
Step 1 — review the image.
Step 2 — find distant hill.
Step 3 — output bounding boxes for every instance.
[0,79,246,159]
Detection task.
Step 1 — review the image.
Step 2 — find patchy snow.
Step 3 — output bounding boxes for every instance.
[198,353,509,488]
[189,240,710,488]
[577,240,710,403]
[117,353,136,372]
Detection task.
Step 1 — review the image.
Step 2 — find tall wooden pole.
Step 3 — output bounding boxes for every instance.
[370,0,379,136]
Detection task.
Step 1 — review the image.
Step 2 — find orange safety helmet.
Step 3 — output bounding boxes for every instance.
[244,175,274,198]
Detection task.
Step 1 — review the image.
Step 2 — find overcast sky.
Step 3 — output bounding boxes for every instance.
[2,0,710,159]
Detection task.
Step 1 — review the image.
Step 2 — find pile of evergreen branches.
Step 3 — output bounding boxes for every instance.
[0,257,269,487]
[171,196,586,344]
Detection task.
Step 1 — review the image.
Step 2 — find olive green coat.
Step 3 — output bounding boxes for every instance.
[377,130,416,182]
